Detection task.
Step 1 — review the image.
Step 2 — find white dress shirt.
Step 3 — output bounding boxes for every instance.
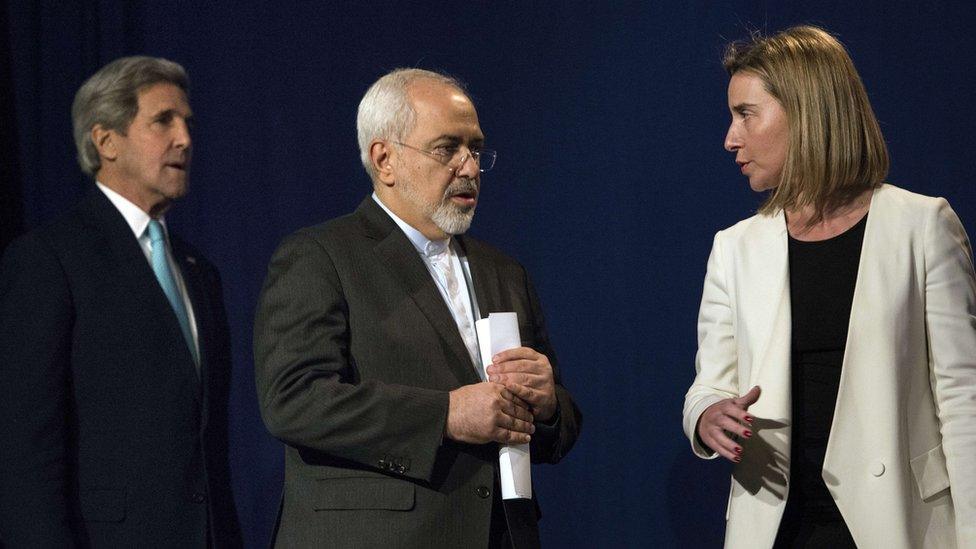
[372,193,484,377]
[96,182,200,362]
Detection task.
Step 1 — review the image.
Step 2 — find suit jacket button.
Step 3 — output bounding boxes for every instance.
[378,459,388,469]
[870,461,885,477]
[475,486,491,499]
[190,492,206,503]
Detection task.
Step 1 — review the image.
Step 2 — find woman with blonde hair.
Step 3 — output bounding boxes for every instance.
[683,25,976,548]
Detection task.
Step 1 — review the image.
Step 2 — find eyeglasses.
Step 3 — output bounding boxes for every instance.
[391,141,497,173]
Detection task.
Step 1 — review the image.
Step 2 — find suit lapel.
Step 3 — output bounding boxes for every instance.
[738,212,791,393]
[456,236,499,318]
[824,186,884,471]
[81,189,202,395]
[735,212,793,499]
[172,242,208,405]
[359,198,482,386]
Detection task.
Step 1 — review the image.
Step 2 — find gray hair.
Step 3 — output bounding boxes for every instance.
[356,68,467,181]
[71,56,189,176]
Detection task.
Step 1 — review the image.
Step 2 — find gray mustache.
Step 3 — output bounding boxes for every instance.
[445,179,479,197]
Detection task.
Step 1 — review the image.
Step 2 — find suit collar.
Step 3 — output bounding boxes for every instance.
[95,181,163,240]
[358,197,482,385]
[357,195,400,241]
[370,192,453,257]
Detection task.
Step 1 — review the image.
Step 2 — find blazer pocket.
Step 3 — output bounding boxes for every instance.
[311,477,415,511]
[80,488,126,522]
[909,443,951,501]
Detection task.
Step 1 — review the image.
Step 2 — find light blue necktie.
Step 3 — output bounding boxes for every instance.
[147,219,199,366]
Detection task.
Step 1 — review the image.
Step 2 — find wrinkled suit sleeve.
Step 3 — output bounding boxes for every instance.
[254,232,449,483]
[923,200,976,547]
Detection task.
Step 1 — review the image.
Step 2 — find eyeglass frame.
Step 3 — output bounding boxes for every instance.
[389,140,497,173]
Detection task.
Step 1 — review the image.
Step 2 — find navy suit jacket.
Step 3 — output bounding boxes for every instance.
[0,188,241,548]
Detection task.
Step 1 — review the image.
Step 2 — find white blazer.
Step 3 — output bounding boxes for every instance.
[683,184,976,548]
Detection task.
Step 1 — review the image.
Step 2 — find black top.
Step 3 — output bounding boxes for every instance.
[776,213,867,546]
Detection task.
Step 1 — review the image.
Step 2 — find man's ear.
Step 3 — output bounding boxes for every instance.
[370,140,396,187]
[91,124,118,162]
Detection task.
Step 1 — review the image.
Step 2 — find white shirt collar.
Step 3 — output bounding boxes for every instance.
[96,181,168,239]
[371,192,450,257]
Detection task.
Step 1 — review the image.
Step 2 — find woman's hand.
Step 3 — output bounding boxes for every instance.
[697,386,761,462]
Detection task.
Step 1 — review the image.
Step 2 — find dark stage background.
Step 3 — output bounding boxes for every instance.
[4,2,975,547]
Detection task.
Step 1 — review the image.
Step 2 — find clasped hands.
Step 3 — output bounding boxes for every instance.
[445,347,556,445]
[697,386,761,462]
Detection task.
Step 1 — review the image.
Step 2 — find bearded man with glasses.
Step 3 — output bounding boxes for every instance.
[254,68,581,548]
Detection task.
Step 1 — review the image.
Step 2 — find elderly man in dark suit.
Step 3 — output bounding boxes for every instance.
[254,69,582,548]
[0,57,240,547]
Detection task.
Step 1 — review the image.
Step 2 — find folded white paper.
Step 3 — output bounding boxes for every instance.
[475,312,532,500]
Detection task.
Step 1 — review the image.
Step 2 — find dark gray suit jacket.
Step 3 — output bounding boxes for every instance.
[254,197,581,548]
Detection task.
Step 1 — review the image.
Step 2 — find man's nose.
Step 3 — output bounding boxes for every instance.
[453,150,480,178]
[174,118,192,150]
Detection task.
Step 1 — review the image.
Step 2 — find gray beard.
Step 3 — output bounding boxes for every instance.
[400,177,477,235]
[430,198,475,235]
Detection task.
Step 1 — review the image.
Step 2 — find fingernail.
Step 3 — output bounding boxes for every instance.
[734,447,742,454]
[744,416,753,423]
[492,354,500,362]
[733,456,741,463]
[530,425,536,434]
[743,430,752,438]
[488,375,498,382]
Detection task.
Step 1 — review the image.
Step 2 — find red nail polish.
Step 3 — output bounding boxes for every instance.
[733,456,741,463]
[744,416,753,423]
[743,430,752,438]
[734,447,742,454]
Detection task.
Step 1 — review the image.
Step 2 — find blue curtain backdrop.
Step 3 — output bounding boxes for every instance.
[0,0,22,251]
[4,2,976,547]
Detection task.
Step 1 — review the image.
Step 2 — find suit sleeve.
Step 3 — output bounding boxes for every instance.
[254,232,449,483]
[520,268,581,464]
[923,199,976,547]
[0,234,76,547]
[683,232,741,458]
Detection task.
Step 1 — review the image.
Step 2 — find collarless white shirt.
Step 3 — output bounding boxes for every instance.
[372,193,484,375]
[96,182,200,363]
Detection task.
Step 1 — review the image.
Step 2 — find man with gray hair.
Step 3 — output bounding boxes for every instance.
[0,56,240,547]
[254,68,581,548]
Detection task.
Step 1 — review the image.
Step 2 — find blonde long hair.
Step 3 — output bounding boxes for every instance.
[724,26,889,221]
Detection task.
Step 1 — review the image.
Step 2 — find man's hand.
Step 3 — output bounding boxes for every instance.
[446,383,535,445]
[486,347,557,422]
[697,385,761,462]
